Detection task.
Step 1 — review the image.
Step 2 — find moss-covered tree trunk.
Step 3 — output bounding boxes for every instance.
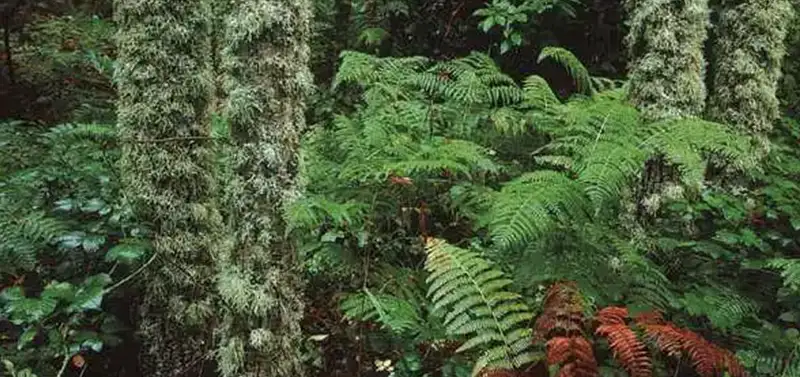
[778,1,800,116]
[215,0,313,376]
[624,0,711,120]
[707,0,793,136]
[114,0,220,375]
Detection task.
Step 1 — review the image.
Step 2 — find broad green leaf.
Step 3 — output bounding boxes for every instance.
[105,241,147,264]
[82,235,106,252]
[17,327,37,350]
[510,32,522,46]
[68,274,111,313]
[500,41,511,54]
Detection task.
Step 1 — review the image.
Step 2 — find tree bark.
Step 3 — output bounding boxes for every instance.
[114,0,220,375]
[624,0,711,121]
[215,0,313,376]
[707,0,794,136]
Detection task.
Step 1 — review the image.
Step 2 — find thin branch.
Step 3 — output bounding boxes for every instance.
[55,352,70,377]
[103,250,159,294]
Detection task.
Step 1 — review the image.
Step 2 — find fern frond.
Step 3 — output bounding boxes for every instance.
[680,287,758,330]
[339,289,423,334]
[545,336,599,377]
[424,238,537,376]
[534,282,586,340]
[490,108,528,136]
[635,312,749,377]
[0,208,69,274]
[737,349,800,377]
[487,171,591,251]
[537,47,593,96]
[764,258,800,293]
[286,195,369,231]
[646,118,757,187]
[521,75,561,109]
[594,307,652,377]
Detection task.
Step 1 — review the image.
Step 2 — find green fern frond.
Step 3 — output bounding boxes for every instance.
[487,171,591,251]
[334,50,429,89]
[490,107,528,135]
[0,207,69,274]
[340,288,423,334]
[764,258,800,293]
[449,183,498,226]
[521,75,561,110]
[286,195,370,232]
[680,287,759,330]
[537,46,593,95]
[737,349,800,377]
[646,118,758,187]
[424,238,538,376]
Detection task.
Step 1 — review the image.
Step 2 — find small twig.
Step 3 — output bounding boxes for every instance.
[55,349,70,377]
[123,136,220,144]
[103,251,159,294]
[780,345,798,377]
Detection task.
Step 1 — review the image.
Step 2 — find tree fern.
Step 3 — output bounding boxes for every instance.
[424,238,538,376]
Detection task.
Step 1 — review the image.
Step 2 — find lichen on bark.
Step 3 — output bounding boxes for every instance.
[215,0,313,376]
[707,0,794,135]
[114,0,220,374]
[778,1,800,115]
[624,0,711,120]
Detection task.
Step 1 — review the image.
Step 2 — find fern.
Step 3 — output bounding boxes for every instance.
[485,87,756,254]
[538,46,593,96]
[679,287,758,330]
[764,258,800,293]
[635,311,749,377]
[534,282,599,377]
[488,171,590,251]
[340,288,423,334]
[424,238,538,376]
[737,349,800,377]
[594,307,651,377]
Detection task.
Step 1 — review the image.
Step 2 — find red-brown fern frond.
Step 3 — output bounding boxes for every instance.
[634,312,748,377]
[595,306,628,325]
[546,336,598,377]
[594,307,651,377]
[535,282,585,340]
[721,349,748,377]
[595,323,652,377]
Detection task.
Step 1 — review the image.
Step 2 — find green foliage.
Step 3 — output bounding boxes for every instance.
[424,238,537,376]
[0,120,144,376]
[295,49,784,376]
[473,0,580,54]
[537,46,593,95]
[340,289,423,334]
[5,13,116,122]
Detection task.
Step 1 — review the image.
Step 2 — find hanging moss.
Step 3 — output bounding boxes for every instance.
[215,0,313,376]
[624,0,711,120]
[114,0,220,375]
[707,0,793,135]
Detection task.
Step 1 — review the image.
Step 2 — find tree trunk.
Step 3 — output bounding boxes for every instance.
[707,0,794,136]
[624,0,711,121]
[114,0,220,375]
[215,0,313,376]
